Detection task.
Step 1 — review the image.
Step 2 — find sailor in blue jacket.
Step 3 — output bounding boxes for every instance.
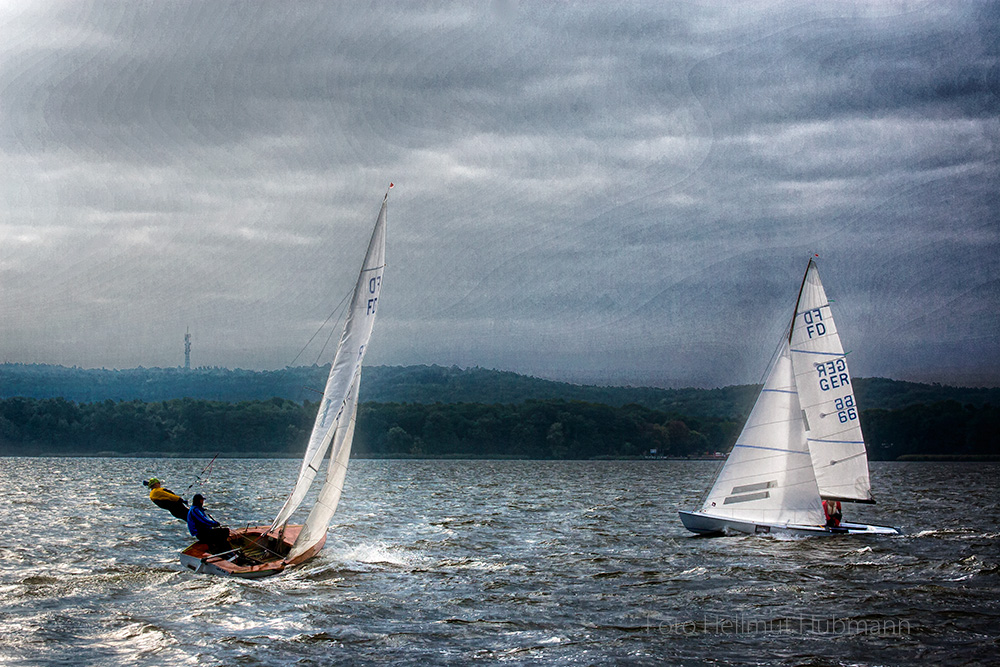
[187,493,232,553]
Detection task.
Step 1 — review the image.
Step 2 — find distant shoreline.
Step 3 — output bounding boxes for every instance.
[2,366,998,461]
[1,452,997,462]
[0,452,719,461]
[894,454,1000,462]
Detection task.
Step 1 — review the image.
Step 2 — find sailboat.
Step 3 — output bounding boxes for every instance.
[180,187,389,577]
[679,259,898,536]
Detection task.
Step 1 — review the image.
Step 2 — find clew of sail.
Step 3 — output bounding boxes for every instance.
[271,195,387,534]
[701,341,825,526]
[788,259,872,503]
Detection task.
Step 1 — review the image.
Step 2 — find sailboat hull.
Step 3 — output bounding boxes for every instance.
[678,511,899,537]
[179,524,326,578]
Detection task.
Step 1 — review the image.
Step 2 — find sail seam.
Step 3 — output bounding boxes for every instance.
[716,462,816,481]
[828,452,867,464]
[794,302,830,315]
[733,443,811,455]
[807,438,864,444]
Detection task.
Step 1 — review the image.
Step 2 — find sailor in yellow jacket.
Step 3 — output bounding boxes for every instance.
[145,478,189,520]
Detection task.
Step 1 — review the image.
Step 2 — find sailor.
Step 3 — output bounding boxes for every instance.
[187,493,232,554]
[144,478,189,521]
[823,499,842,528]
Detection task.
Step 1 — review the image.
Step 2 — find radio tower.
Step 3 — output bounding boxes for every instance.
[184,327,192,370]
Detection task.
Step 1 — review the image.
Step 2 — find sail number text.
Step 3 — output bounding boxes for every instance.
[834,395,858,423]
[802,308,826,338]
[816,357,850,392]
[367,275,382,315]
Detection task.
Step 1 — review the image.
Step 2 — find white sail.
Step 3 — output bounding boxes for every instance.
[288,375,359,560]
[699,341,825,526]
[271,194,387,532]
[788,259,873,503]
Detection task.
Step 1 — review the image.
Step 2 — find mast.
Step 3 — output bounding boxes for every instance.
[788,257,815,343]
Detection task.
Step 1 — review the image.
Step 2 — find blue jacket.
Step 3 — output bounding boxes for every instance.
[187,505,220,537]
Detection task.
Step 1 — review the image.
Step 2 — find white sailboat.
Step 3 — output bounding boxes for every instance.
[181,187,389,577]
[679,259,898,536]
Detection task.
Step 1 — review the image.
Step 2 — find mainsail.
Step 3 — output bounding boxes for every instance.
[788,259,873,503]
[271,193,388,548]
[700,340,825,526]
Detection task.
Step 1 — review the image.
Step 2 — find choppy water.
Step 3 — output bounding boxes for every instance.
[0,458,997,666]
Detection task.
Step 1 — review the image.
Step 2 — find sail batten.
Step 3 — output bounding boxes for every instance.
[821,495,877,505]
[808,439,865,445]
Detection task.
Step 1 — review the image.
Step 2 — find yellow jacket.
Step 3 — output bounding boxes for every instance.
[150,487,182,503]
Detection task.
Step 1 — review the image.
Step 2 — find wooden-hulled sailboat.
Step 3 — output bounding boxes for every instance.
[679,259,898,537]
[180,187,389,577]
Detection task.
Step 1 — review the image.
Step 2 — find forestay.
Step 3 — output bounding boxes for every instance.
[271,196,387,537]
[700,341,825,526]
[788,259,873,503]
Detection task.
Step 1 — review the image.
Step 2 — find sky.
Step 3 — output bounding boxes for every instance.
[0,1,997,388]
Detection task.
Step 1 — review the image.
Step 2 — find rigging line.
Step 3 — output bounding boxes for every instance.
[186,453,220,493]
[288,287,353,368]
[761,332,789,388]
[315,286,357,365]
[314,316,342,366]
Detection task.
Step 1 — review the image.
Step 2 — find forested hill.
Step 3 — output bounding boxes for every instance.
[1,363,997,419]
[0,363,754,416]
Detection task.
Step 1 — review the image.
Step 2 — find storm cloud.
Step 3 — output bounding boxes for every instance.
[0,1,997,387]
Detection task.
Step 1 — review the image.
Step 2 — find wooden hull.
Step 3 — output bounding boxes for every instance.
[679,510,899,537]
[179,525,326,578]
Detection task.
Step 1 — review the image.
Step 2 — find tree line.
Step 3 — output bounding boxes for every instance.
[0,396,733,458]
[0,395,996,460]
[3,363,999,421]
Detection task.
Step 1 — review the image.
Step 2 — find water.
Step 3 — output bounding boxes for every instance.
[0,458,996,666]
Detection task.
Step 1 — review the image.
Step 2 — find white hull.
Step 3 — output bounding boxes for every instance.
[679,510,899,536]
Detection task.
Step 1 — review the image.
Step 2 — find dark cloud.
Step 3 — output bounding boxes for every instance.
[0,1,996,387]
